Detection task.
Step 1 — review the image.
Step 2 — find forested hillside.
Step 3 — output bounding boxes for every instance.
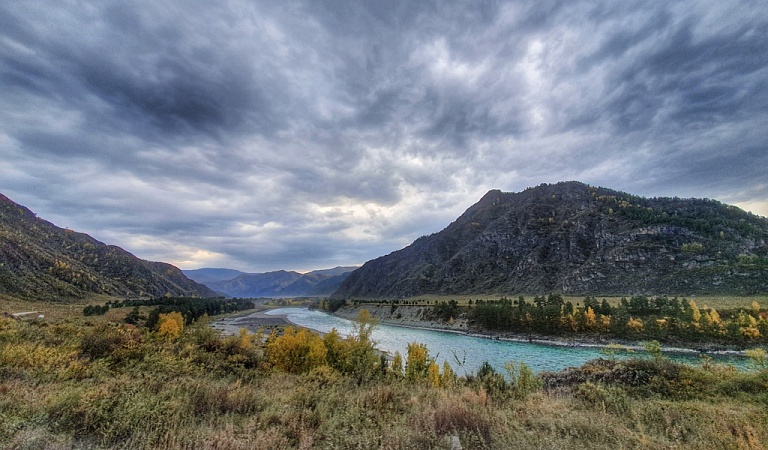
[0,194,215,300]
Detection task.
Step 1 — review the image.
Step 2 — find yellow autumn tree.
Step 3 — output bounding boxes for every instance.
[266,326,327,374]
[427,361,441,387]
[237,327,254,351]
[441,360,456,388]
[583,306,597,331]
[689,300,702,324]
[598,314,611,332]
[626,317,644,332]
[702,307,723,335]
[405,342,429,382]
[739,313,761,340]
[156,312,184,340]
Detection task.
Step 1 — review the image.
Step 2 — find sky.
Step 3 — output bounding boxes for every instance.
[1,1,767,273]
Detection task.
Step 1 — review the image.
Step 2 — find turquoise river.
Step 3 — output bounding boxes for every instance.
[265,307,747,375]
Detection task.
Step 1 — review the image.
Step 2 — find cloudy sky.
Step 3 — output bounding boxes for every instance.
[2,1,767,273]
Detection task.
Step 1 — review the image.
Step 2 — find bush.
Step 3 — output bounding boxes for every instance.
[79,324,144,362]
[266,327,327,374]
[505,361,542,399]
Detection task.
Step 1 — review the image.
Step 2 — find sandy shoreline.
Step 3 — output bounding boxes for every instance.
[209,309,293,336]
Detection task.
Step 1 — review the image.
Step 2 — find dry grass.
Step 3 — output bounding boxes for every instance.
[2,304,768,449]
[0,295,126,322]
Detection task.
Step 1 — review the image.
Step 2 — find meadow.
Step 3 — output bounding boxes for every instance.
[1,297,767,449]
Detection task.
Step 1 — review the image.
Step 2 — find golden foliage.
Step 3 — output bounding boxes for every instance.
[266,326,327,374]
[441,360,456,388]
[599,314,611,331]
[157,312,184,340]
[405,342,429,382]
[741,326,761,340]
[427,361,441,387]
[627,317,644,331]
[689,300,702,323]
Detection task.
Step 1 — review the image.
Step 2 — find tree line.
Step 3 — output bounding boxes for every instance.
[83,296,254,328]
[466,294,766,346]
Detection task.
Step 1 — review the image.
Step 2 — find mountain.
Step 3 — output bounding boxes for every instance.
[182,268,247,284]
[204,268,356,298]
[333,182,768,299]
[0,193,216,300]
[307,266,360,277]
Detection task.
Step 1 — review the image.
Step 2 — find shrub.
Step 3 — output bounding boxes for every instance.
[505,361,542,398]
[474,362,510,401]
[745,348,767,370]
[405,342,430,382]
[266,327,327,374]
[80,324,144,362]
[417,396,493,446]
[156,312,184,340]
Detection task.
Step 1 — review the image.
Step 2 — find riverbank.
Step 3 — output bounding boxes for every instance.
[210,308,293,336]
[333,304,749,356]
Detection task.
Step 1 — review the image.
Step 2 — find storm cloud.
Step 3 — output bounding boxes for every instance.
[2,0,767,272]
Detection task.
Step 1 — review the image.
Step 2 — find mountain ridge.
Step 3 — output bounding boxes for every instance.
[202,268,356,298]
[0,193,215,300]
[333,181,768,299]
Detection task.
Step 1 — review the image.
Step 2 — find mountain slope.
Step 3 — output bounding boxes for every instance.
[205,269,355,298]
[307,266,360,277]
[333,182,768,298]
[0,193,216,300]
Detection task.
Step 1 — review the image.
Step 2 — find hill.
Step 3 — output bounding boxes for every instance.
[0,193,216,300]
[204,268,355,298]
[333,181,768,299]
[307,266,360,277]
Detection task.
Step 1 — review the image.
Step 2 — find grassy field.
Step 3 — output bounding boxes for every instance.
[2,297,768,449]
[0,295,121,321]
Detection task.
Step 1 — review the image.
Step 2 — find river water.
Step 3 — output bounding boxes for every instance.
[265,307,746,375]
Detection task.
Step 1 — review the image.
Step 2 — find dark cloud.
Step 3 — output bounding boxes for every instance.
[1,0,767,272]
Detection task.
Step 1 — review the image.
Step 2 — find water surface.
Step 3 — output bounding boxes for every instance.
[265,307,745,374]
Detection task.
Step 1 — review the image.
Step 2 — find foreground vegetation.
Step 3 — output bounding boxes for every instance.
[2,301,768,449]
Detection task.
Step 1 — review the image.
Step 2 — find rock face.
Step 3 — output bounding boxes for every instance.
[0,193,216,300]
[333,182,768,299]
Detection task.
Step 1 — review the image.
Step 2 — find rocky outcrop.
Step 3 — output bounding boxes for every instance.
[333,304,469,332]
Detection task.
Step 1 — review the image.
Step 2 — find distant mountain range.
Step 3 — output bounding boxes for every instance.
[0,193,215,300]
[334,181,768,299]
[184,266,358,298]
[181,268,247,284]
